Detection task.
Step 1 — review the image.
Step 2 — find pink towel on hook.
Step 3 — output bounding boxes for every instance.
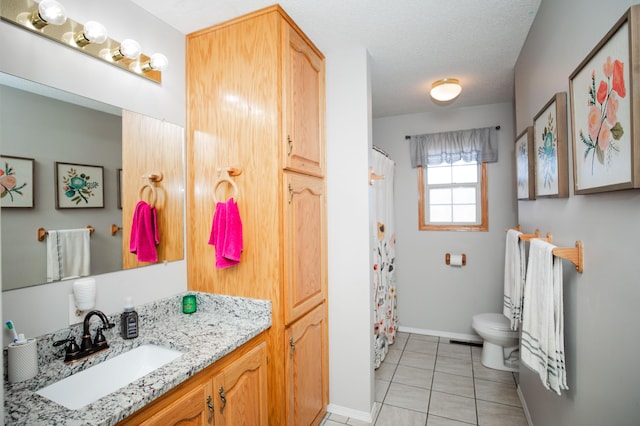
[208,197,243,268]
[130,200,160,262]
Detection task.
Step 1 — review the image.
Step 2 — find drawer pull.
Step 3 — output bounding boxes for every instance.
[287,134,293,156]
[219,386,227,414]
[289,337,295,352]
[288,183,294,204]
[207,395,214,424]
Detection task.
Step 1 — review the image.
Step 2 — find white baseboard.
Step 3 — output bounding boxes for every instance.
[517,384,533,426]
[326,402,377,423]
[398,325,482,344]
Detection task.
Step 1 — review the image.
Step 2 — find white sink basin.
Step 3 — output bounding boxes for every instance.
[36,344,183,410]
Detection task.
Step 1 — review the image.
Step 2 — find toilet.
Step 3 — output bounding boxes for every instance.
[471,313,519,372]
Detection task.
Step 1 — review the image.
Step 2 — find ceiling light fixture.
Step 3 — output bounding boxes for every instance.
[73,20,107,47]
[30,0,66,29]
[430,78,462,102]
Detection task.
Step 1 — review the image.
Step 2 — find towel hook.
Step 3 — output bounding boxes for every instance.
[111,224,123,236]
[369,167,384,185]
[213,167,241,203]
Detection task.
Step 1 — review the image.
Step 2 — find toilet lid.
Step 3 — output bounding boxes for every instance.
[473,313,512,331]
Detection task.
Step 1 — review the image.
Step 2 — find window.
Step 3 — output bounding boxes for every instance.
[418,160,488,231]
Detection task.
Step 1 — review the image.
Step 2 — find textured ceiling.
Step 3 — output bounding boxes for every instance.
[130,0,541,118]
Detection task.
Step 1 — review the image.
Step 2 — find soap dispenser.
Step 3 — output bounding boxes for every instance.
[120,297,139,339]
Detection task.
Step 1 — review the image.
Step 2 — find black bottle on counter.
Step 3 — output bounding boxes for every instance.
[120,298,139,339]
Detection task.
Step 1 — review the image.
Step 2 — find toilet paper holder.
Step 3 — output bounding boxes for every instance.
[445,253,466,266]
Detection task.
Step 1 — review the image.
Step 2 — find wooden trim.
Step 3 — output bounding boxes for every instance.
[418,163,488,231]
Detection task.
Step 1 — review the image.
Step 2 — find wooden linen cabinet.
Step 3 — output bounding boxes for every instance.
[186,5,328,425]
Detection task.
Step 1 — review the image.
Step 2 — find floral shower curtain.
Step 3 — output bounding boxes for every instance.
[371,148,397,369]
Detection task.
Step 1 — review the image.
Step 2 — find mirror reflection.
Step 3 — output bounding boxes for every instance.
[0,73,185,291]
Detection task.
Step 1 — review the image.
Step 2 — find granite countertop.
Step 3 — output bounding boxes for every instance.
[4,292,272,426]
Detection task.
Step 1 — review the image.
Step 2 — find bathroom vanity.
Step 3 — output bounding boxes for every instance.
[3,292,271,425]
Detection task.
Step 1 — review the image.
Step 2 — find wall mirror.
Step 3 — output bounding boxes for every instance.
[0,72,185,291]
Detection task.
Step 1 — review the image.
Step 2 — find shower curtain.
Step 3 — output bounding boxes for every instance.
[371,148,397,369]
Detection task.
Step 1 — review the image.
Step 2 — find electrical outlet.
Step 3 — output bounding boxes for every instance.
[68,294,84,325]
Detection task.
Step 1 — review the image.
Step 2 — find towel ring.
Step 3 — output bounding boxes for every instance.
[139,184,157,208]
[213,170,240,203]
[139,173,163,208]
[213,177,239,203]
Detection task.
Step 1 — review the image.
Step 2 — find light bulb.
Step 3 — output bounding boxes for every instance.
[140,53,169,72]
[149,53,168,70]
[31,0,67,29]
[120,39,141,59]
[111,39,141,61]
[74,21,108,47]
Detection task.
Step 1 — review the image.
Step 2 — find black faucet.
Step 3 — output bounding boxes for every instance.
[54,310,115,363]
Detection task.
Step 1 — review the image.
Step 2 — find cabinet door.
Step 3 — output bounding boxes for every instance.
[283,173,326,324]
[285,304,328,426]
[211,342,268,426]
[138,381,213,426]
[283,24,325,177]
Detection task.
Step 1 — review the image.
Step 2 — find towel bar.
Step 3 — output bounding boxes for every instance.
[505,226,542,242]
[507,227,584,272]
[553,241,583,273]
[38,226,95,242]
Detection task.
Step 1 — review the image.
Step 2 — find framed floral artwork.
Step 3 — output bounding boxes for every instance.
[569,6,640,194]
[0,155,34,208]
[117,168,123,210]
[55,162,104,209]
[515,127,535,200]
[533,92,569,198]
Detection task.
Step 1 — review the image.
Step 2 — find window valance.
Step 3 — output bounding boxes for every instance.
[408,126,498,167]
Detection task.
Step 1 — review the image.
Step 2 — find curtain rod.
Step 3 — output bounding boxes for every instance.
[405,125,501,140]
[372,145,390,158]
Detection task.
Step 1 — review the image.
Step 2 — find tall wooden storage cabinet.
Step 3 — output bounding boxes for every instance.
[186,5,327,425]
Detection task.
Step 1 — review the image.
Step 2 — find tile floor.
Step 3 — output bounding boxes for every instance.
[322,332,528,426]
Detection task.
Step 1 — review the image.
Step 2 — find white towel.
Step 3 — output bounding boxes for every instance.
[503,229,526,330]
[46,229,91,282]
[521,238,568,395]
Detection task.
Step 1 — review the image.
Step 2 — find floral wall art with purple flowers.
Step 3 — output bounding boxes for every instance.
[570,19,633,193]
[55,162,104,208]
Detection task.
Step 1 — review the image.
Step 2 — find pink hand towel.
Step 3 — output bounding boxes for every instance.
[208,198,243,268]
[130,200,159,262]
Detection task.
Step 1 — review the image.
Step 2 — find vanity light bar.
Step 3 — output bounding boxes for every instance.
[0,0,166,84]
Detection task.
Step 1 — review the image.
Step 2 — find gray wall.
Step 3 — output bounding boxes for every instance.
[372,102,517,338]
[1,86,122,290]
[514,0,640,424]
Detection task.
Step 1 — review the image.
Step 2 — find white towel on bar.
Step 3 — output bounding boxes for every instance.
[521,238,568,395]
[503,229,526,330]
[46,229,91,282]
